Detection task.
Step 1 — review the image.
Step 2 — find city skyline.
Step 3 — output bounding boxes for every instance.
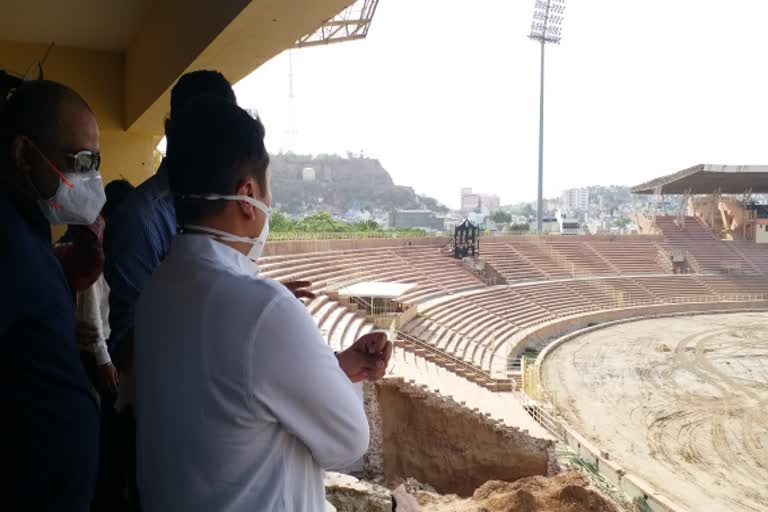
[235,0,768,209]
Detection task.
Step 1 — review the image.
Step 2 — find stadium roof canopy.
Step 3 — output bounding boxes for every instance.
[337,281,417,299]
[632,164,768,194]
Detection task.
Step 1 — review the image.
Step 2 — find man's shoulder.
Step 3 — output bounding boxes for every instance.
[111,175,167,224]
[217,271,292,305]
[105,175,175,252]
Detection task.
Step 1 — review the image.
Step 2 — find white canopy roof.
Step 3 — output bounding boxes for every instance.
[337,281,417,299]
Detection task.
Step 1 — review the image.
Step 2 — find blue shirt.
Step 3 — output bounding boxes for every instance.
[104,163,176,351]
[0,188,98,511]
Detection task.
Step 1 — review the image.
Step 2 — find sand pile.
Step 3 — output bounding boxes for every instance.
[415,471,619,512]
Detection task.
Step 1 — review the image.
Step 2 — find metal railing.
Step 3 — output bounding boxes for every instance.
[269,231,438,241]
[325,271,368,292]
[519,356,563,438]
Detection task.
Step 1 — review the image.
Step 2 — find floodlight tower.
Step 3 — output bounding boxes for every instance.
[529,0,565,234]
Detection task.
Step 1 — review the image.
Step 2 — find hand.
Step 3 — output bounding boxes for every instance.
[76,320,100,350]
[283,280,316,301]
[336,331,393,383]
[98,362,120,393]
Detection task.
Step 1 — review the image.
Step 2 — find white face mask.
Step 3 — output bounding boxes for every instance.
[23,137,106,226]
[181,194,271,261]
[38,170,107,226]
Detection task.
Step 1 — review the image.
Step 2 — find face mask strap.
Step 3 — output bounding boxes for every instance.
[178,193,271,216]
[22,136,74,189]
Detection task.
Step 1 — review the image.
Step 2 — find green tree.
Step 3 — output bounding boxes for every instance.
[491,211,512,224]
[615,217,630,229]
[521,204,535,219]
[270,211,297,232]
[353,219,380,231]
[296,211,348,232]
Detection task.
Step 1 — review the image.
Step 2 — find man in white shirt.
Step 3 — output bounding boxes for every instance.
[134,96,391,511]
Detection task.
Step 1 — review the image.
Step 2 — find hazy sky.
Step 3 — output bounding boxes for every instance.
[234,0,768,209]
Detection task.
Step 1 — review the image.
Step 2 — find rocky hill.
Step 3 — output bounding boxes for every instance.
[270,153,447,215]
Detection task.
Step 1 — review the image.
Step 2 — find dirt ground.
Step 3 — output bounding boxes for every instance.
[542,312,768,512]
[413,471,618,512]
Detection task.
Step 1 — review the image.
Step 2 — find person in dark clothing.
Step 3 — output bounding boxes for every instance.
[0,80,104,510]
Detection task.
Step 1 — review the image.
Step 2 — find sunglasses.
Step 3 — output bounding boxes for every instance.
[23,136,101,189]
[65,150,101,174]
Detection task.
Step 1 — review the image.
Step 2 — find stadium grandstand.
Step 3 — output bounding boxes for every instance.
[254,163,768,509]
[260,165,768,382]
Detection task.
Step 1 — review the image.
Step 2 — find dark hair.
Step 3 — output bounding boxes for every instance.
[0,80,91,152]
[170,70,235,117]
[102,178,135,220]
[167,96,269,224]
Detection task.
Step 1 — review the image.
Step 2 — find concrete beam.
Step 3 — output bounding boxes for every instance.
[125,0,355,133]
[0,40,123,131]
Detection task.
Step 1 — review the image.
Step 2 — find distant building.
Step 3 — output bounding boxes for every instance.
[461,189,481,211]
[389,209,444,230]
[561,188,590,212]
[756,219,768,244]
[442,213,463,232]
[301,167,316,181]
[557,210,581,235]
[531,217,560,234]
[460,187,500,214]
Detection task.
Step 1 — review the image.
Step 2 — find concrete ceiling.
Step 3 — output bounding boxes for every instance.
[0,0,154,51]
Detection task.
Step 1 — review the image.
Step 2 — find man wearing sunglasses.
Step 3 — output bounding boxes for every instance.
[0,80,103,510]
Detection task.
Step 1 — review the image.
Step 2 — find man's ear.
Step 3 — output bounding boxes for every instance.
[11,135,33,172]
[234,177,259,219]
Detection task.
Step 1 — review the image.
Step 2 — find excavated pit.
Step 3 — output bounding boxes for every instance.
[373,379,554,497]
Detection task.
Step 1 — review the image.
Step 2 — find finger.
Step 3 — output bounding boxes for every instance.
[293,289,317,300]
[366,369,385,381]
[361,332,388,353]
[381,340,393,365]
[358,353,385,372]
[284,280,312,290]
[355,331,384,347]
[348,372,367,383]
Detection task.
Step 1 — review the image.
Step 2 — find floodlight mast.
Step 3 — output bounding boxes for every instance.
[529,0,565,234]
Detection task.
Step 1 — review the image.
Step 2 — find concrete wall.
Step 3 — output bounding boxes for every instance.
[509,300,768,359]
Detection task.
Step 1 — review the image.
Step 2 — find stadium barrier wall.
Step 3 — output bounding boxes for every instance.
[506,295,768,360]
[263,232,663,254]
[485,233,664,243]
[527,308,768,512]
[262,236,451,256]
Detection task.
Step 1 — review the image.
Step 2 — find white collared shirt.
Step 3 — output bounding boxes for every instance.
[134,235,369,512]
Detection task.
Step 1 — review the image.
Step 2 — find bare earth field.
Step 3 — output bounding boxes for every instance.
[542,312,768,512]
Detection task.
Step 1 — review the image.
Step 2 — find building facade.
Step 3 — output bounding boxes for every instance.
[460,188,500,214]
[561,188,590,212]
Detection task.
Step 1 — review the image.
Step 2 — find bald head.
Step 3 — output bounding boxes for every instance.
[1,80,99,204]
[1,80,93,150]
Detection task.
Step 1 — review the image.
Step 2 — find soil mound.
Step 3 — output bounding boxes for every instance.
[416,471,618,512]
[472,472,618,512]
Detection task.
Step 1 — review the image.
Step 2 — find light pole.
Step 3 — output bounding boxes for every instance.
[529,0,565,234]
